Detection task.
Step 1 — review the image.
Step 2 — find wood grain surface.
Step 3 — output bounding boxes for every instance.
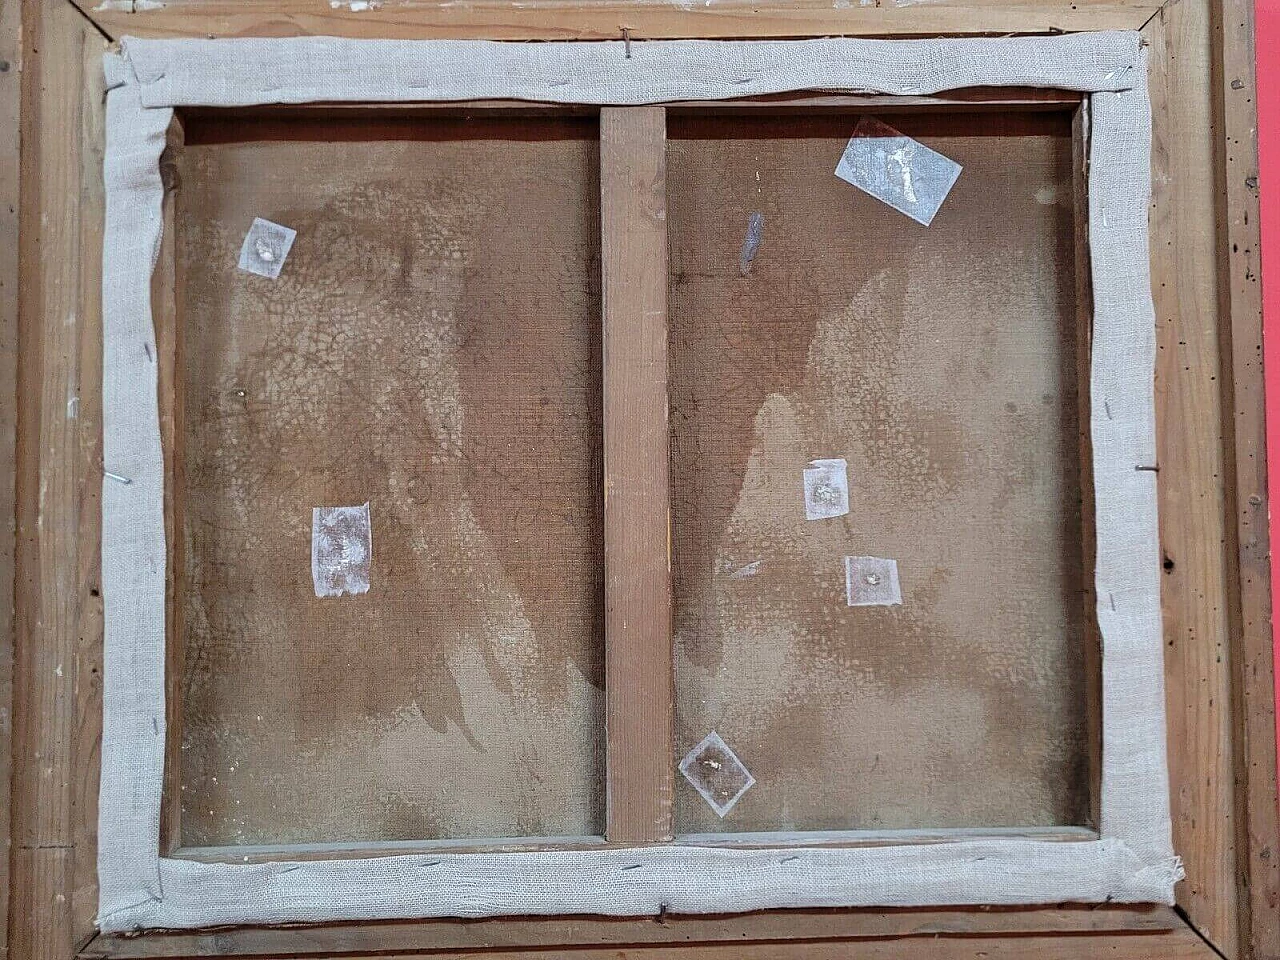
[83,918,1218,960]
[13,0,108,954]
[70,0,1157,43]
[1214,0,1280,952]
[82,904,1182,958]
[601,106,674,844]
[1145,4,1248,954]
[0,0,21,949]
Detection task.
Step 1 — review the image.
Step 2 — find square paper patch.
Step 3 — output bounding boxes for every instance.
[679,731,756,818]
[238,217,297,279]
[835,117,963,226]
[845,556,902,607]
[311,503,372,598]
[803,457,850,520]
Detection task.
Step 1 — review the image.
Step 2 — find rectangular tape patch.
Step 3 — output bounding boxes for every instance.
[311,503,372,598]
[835,117,963,226]
[803,458,850,520]
[845,555,902,607]
[238,217,297,279]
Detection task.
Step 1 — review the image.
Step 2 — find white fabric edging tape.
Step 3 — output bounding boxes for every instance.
[119,33,1140,107]
[99,33,1179,933]
[100,50,173,925]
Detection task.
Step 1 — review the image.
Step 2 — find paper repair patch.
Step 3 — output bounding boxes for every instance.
[835,117,963,226]
[679,731,756,818]
[238,217,297,279]
[845,555,902,607]
[803,457,850,520]
[312,503,372,598]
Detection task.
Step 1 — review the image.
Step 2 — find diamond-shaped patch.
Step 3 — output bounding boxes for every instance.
[679,731,755,818]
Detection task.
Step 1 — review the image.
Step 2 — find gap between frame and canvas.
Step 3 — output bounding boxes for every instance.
[97,31,1181,933]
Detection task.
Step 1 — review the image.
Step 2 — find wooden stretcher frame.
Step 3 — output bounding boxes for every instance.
[154,87,1100,869]
[5,2,1277,960]
[99,34,1168,918]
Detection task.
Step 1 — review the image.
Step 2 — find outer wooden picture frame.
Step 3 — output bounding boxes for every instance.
[7,2,1278,960]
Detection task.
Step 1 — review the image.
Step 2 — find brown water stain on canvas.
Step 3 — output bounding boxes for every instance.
[668,123,1088,834]
[176,128,603,846]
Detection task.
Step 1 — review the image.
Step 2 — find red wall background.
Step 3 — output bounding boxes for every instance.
[1260,0,1280,768]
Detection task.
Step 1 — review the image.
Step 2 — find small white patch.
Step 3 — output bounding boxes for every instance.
[54,664,63,678]
[237,218,297,279]
[67,395,79,420]
[845,556,903,607]
[728,559,762,580]
[1034,185,1060,205]
[679,731,755,818]
[739,212,765,275]
[803,457,849,520]
[312,503,373,598]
